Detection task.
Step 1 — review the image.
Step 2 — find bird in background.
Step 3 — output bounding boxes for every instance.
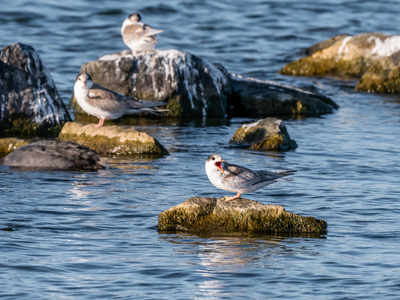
[205,154,296,202]
[74,73,167,128]
[121,13,163,54]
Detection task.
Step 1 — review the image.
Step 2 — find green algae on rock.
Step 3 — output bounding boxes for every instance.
[279,33,392,78]
[58,122,168,157]
[356,51,400,93]
[158,197,327,236]
[229,118,298,151]
[0,138,30,157]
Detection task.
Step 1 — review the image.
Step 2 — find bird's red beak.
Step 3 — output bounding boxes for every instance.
[214,160,225,173]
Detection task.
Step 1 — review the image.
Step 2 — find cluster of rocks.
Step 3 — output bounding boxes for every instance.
[0,42,333,236]
[280,32,400,94]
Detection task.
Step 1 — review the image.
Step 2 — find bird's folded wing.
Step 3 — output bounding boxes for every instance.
[86,87,126,112]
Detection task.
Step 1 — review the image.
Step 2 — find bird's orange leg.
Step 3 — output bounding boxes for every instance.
[93,118,105,128]
[224,192,241,202]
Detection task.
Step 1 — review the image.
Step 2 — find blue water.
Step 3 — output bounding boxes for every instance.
[1,0,400,298]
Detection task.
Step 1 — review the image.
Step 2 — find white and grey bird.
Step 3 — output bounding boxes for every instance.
[121,13,163,54]
[205,154,296,202]
[74,73,167,128]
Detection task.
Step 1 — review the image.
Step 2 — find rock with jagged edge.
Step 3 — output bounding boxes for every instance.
[58,122,168,157]
[229,117,298,151]
[0,43,71,137]
[158,197,327,236]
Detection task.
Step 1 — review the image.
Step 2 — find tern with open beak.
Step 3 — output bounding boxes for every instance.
[74,73,167,128]
[121,13,163,54]
[205,154,296,202]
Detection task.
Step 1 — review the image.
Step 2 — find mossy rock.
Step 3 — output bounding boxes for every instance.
[229,118,298,151]
[0,138,30,157]
[158,197,327,236]
[279,33,391,79]
[356,51,400,93]
[58,122,168,157]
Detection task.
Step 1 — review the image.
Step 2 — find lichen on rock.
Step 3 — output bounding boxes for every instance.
[58,122,168,157]
[229,117,298,151]
[158,197,327,236]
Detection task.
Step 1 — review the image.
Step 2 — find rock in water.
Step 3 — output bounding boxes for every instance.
[0,138,30,157]
[73,49,338,119]
[75,49,231,117]
[229,118,298,151]
[228,75,339,116]
[158,197,327,236]
[0,43,71,137]
[279,33,400,79]
[58,122,168,157]
[0,140,103,170]
[356,51,400,93]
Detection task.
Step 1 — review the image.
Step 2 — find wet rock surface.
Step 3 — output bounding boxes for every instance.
[0,140,103,170]
[229,117,298,151]
[73,49,231,118]
[0,43,71,137]
[158,197,327,236]
[72,49,338,119]
[58,122,168,157]
[229,75,339,116]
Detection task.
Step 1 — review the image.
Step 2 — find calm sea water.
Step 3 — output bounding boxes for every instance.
[1,0,400,298]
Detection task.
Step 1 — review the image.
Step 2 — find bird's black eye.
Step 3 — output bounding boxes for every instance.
[212,157,215,161]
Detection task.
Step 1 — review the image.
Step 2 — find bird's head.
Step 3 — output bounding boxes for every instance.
[75,73,93,89]
[206,154,225,174]
[128,13,142,23]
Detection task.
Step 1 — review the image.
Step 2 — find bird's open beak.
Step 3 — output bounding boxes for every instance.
[214,160,225,173]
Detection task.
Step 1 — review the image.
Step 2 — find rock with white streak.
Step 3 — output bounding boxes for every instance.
[229,117,298,151]
[71,49,231,117]
[279,33,399,78]
[0,43,71,137]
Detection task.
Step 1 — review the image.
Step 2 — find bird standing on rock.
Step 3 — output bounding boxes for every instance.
[121,13,163,54]
[74,73,167,128]
[205,154,296,202]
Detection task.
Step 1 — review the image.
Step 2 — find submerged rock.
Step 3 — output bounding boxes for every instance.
[0,43,71,137]
[73,49,231,118]
[158,197,327,236]
[0,138,30,157]
[58,122,168,157]
[229,75,339,116]
[229,118,298,151]
[0,140,103,170]
[280,33,396,78]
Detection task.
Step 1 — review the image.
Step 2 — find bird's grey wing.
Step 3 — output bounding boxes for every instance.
[142,24,163,37]
[255,170,296,184]
[86,84,127,112]
[222,163,260,190]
